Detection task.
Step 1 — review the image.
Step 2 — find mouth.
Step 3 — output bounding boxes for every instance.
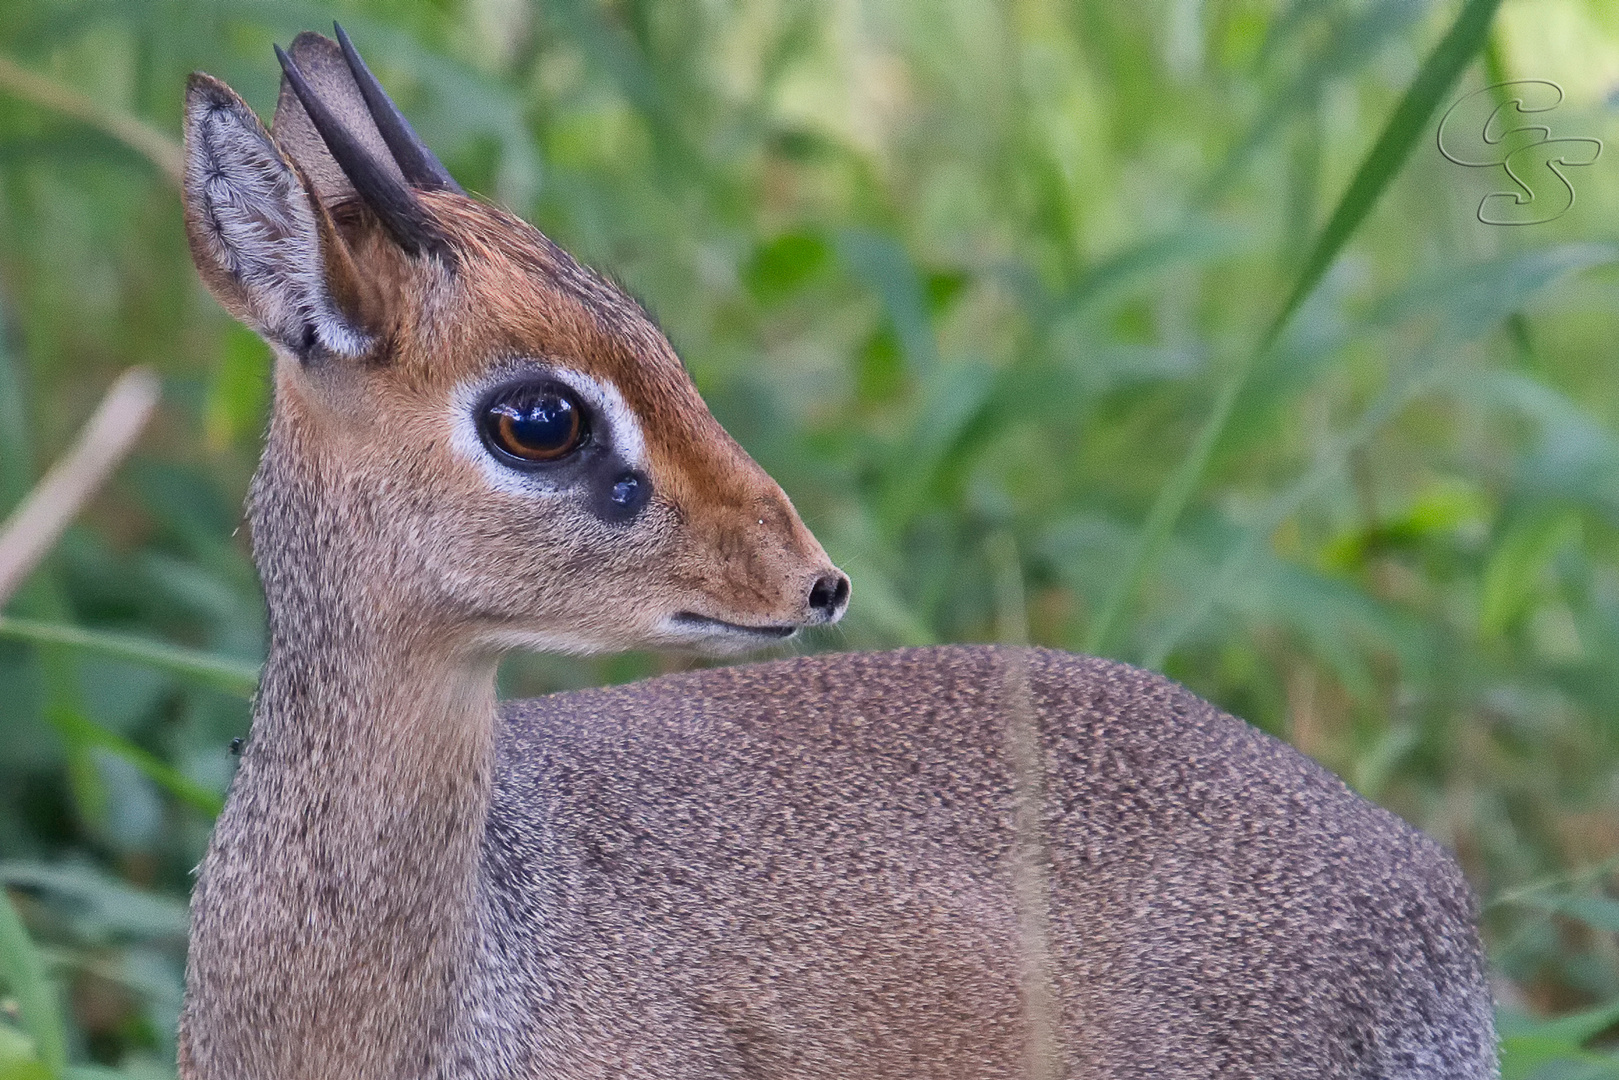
[666,612,800,641]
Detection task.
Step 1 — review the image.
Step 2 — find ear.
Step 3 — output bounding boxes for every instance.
[182,73,371,361]
[270,31,402,209]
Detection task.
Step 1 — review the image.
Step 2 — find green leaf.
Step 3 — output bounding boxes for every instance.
[1270,0,1505,346]
[203,325,271,452]
[0,1021,51,1080]
[879,359,997,530]
[836,230,938,379]
[1499,996,1619,1080]
[1086,0,1506,656]
[0,891,64,1077]
[1369,244,1619,334]
[1474,371,1619,523]
[1480,512,1581,639]
[48,709,224,819]
[1515,892,1619,934]
[0,304,32,514]
[1053,222,1251,323]
[744,231,831,303]
[0,864,189,942]
[0,620,241,816]
[1497,1036,1618,1080]
[0,619,259,698]
[1321,482,1490,571]
[1142,244,1617,666]
[1206,0,1431,201]
[0,1058,54,1080]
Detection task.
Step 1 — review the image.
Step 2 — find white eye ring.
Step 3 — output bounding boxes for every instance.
[449,362,647,495]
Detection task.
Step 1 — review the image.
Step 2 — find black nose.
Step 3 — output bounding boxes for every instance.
[807,572,851,621]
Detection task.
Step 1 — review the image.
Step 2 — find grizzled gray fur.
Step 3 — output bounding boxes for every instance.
[446,647,1495,1079]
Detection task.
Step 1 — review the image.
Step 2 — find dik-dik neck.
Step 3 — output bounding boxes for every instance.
[182,422,498,1080]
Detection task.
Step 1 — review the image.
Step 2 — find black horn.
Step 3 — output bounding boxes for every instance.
[333,23,464,195]
[274,43,452,261]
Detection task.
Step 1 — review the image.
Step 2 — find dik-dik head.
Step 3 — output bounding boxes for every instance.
[182,28,847,657]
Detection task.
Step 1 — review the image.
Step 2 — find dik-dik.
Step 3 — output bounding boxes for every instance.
[177,28,1496,1079]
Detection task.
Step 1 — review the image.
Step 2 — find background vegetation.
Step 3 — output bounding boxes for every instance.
[1,0,1617,1075]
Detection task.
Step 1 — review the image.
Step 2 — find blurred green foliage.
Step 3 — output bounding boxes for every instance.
[1,0,1618,1074]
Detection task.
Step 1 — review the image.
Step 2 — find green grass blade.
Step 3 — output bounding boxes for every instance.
[1083,366,1245,655]
[0,618,259,698]
[1085,0,1505,656]
[0,304,32,513]
[837,230,939,378]
[1054,222,1250,321]
[1139,243,1618,667]
[0,863,189,941]
[1511,892,1619,934]
[0,891,65,1077]
[1267,0,1505,347]
[47,708,224,819]
[1203,0,1427,203]
[1499,994,1619,1050]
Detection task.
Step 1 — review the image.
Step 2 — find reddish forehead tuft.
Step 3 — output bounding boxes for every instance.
[414,197,677,380]
[405,194,782,520]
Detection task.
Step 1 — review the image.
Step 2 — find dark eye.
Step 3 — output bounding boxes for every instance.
[480,385,588,464]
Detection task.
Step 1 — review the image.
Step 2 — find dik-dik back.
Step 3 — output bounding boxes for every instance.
[469,647,1492,1078]
[177,29,1497,1080]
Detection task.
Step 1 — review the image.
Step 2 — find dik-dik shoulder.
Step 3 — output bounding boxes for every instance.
[480,645,1494,1079]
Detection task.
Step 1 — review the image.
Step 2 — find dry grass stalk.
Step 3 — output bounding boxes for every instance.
[0,368,160,607]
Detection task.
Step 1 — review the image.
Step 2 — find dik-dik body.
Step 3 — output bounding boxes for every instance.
[178,29,1497,1079]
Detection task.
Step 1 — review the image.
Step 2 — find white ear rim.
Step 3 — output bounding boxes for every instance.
[186,91,370,358]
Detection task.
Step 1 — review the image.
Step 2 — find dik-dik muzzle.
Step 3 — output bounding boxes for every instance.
[182,27,848,657]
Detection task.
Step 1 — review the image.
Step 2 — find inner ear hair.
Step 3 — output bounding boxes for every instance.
[182,73,372,362]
